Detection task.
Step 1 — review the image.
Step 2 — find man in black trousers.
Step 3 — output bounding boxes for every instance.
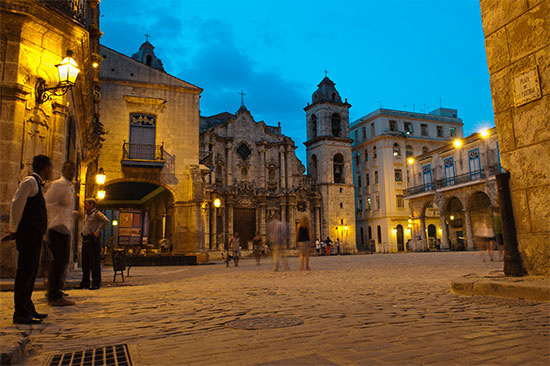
[8,155,52,324]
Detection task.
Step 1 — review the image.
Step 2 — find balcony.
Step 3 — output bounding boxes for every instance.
[121,142,169,168]
[37,0,88,26]
[404,165,502,197]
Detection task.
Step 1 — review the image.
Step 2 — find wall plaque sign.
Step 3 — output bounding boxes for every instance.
[513,66,541,107]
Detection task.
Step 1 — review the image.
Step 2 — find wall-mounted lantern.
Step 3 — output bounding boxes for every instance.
[213,198,221,208]
[96,167,106,185]
[35,50,80,104]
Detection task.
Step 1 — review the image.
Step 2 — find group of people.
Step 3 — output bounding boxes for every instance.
[224,215,343,272]
[7,155,109,325]
[314,237,341,256]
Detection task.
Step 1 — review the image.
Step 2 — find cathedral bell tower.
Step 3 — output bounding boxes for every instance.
[304,76,356,252]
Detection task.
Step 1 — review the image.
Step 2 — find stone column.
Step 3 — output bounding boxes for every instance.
[464,209,475,250]
[211,206,217,250]
[315,204,322,241]
[258,200,267,241]
[203,203,210,250]
[284,149,289,190]
[280,149,286,190]
[288,196,297,249]
[226,147,232,186]
[258,145,266,188]
[165,207,174,248]
[227,196,234,239]
[280,203,287,247]
[439,213,450,250]
[420,214,427,251]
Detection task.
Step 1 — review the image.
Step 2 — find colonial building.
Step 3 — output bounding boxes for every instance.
[404,127,501,252]
[0,0,101,276]
[95,42,208,259]
[305,77,357,252]
[350,108,463,252]
[199,104,320,257]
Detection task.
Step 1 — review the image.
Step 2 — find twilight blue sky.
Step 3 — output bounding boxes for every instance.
[99,0,494,164]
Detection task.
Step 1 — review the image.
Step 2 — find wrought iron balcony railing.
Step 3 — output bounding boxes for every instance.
[404,165,502,197]
[122,142,168,168]
[37,0,88,26]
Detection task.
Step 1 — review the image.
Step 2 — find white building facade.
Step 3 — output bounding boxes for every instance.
[350,108,463,252]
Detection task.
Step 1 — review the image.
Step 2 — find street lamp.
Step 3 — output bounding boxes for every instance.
[453,139,463,148]
[213,198,221,208]
[35,50,80,104]
[97,190,106,200]
[96,167,106,185]
[480,129,490,138]
[407,157,415,165]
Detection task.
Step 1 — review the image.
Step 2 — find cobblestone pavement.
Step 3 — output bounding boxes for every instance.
[1,252,549,365]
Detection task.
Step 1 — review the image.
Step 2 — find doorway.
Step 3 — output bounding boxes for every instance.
[233,208,256,250]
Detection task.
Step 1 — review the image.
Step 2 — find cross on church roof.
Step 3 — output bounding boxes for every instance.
[324,69,329,77]
[239,89,246,106]
[144,32,151,42]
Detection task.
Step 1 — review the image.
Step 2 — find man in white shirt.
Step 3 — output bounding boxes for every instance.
[44,162,79,306]
[8,155,52,324]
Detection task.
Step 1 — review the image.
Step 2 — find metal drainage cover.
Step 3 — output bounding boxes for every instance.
[226,316,303,330]
[47,344,132,366]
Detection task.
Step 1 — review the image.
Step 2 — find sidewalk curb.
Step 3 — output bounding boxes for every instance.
[451,272,550,302]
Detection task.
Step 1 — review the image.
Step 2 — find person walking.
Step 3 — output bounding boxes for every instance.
[8,155,52,324]
[296,216,312,270]
[252,232,263,265]
[325,237,332,256]
[228,231,241,267]
[78,198,109,290]
[335,238,341,255]
[44,162,79,306]
[315,238,320,256]
[267,214,288,271]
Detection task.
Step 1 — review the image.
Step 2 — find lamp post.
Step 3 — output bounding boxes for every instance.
[35,50,80,104]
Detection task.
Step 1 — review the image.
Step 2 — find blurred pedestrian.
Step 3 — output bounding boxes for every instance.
[325,237,332,256]
[335,238,341,255]
[267,214,288,271]
[474,212,495,262]
[229,231,241,267]
[78,198,109,290]
[252,232,263,265]
[296,216,312,270]
[315,238,320,256]
[8,155,52,324]
[44,162,79,306]
[491,207,504,261]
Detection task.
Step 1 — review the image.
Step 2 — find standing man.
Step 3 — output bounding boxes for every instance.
[8,155,52,324]
[78,198,109,290]
[44,162,79,306]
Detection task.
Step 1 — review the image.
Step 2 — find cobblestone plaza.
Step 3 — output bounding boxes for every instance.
[1,252,548,365]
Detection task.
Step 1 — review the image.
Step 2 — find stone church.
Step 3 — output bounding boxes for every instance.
[200,76,357,256]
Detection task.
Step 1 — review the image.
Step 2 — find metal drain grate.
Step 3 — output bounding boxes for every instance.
[47,344,132,366]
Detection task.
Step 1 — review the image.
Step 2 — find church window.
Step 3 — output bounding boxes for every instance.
[146,54,152,66]
[421,124,429,136]
[373,146,377,159]
[377,225,382,244]
[355,152,361,166]
[397,195,404,208]
[364,149,368,161]
[389,120,397,131]
[374,170,378,184]
[366,173,370,186]
[395,169,403,182]
[354,130,359,142]
[450,127,456,137]
[332,92,336,102]
[340,202,343,208]
[310,114,317,138]
[362,126,367,139]
[371,123,375,137]
[331,114,342,137]
[357,175,362,187]
[333,154,345,183]
[437,125,443,137]
[236,143,251,160]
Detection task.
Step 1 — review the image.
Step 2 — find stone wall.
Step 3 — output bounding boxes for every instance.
[480,0,549,275]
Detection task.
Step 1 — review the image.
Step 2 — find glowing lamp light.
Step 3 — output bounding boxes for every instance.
[112,219,119,226]
[406,228,411,235]
[438,227,442,234]
[96,167,106,185]
[92,62,99,69]
[213,198,221,208]
[407,157,415,165]
[56,53,80,85]
[408,218,413,224]
[393,151,398,156]
[453,139,463,148]
[344,226,348,231]
[480,129,489,138]
[408,224,412,228]
[392,228,398,235]
[97,190,106,200]
[450,215,455,221]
